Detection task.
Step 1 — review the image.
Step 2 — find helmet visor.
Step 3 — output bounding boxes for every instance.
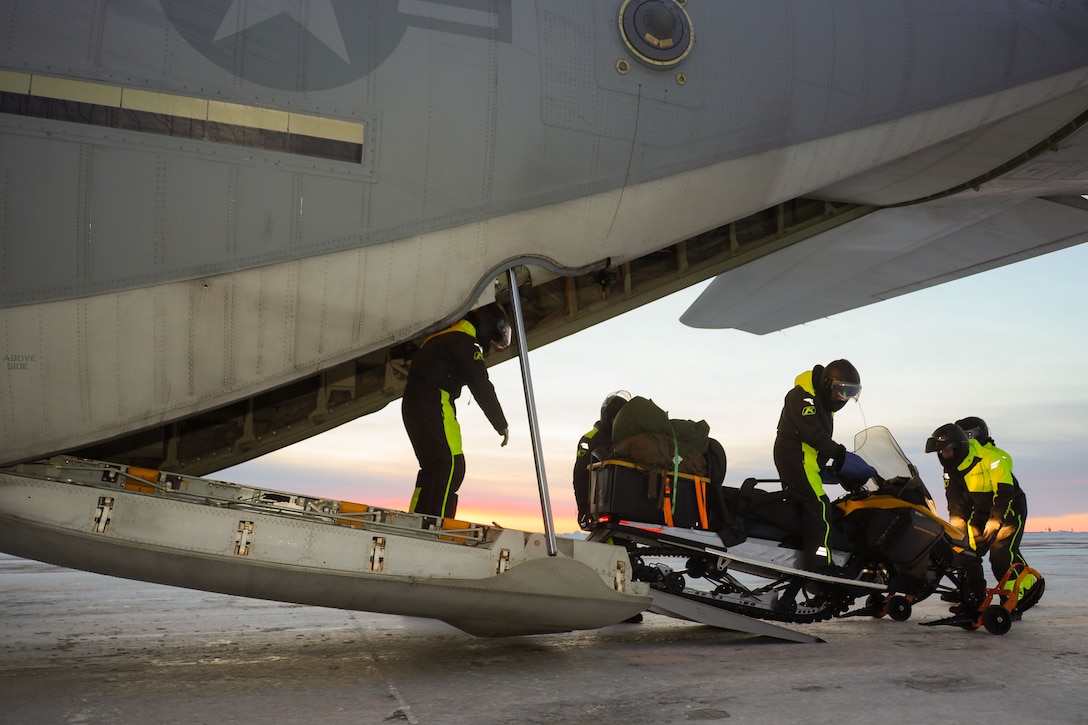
[925,436,960,460]
[601,389,632,419]
[830,380,861,403]
[493,318,512,349]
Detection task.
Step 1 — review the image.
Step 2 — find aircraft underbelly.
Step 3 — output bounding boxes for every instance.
[5,66,1085,467]
[4,1,1088,464]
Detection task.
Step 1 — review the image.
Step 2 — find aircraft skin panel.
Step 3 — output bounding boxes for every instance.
[1,135,84,284]
[814,87,1088,206]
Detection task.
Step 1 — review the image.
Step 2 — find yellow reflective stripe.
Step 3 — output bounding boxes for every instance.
[30,75,121,105]
[122,88,208,117]
[800,441,831,563]
[819,500,832,564]
[801,442,826,497]
[422,320,476,348]
[439,390,461,517]
[15,72,364,144]
[441,390,462,456]
[0,70,31,94]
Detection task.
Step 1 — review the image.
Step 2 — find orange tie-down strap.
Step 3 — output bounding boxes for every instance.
[662,472,709,529]
[663,478,674,527]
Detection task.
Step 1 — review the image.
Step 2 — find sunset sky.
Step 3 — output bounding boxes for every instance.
[222,242,1088,534]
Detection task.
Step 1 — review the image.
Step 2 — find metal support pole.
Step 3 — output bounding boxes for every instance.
[506,268,558,556]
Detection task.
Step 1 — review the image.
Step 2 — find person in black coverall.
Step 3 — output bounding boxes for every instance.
[773,359,869,572]
[929,417,1033,594]
[401,305,511,519]
[572,390,631,531]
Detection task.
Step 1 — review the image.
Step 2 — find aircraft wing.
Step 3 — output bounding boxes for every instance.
[682,96,1088,333]
[679,195,1088,333]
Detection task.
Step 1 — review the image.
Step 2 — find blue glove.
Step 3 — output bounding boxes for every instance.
[839,451,878,482]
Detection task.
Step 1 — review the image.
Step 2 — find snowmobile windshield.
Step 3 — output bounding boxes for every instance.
[853,426,911,481]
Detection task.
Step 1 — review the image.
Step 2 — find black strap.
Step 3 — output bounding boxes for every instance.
[717,477,779,547]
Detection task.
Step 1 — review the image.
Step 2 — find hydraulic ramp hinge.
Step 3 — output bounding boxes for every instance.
[615,560,628,592]
[369,537,385,572]
[234,521,254,556]
[93,496,114,533]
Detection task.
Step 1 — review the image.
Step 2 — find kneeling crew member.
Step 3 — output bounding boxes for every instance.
[928,419,1030,586]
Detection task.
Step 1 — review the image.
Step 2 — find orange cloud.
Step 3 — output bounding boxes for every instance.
[456,503,577,535]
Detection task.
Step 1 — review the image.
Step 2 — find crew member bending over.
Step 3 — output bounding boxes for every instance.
[401,305,511,519]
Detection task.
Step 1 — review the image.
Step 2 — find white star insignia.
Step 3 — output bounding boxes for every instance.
[214,0,350,63]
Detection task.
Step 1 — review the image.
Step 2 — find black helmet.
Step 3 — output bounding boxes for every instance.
[820,359,861,412]
[468,305,512,350]
[955,416,991,445]
[925,423,970,467]
[600,390,631,426]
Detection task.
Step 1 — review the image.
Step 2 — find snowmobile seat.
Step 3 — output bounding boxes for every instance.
[719,479,801,544]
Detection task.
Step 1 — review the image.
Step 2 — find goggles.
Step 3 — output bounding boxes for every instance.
[830,380,861,402]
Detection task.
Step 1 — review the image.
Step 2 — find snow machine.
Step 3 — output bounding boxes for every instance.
[588,425,1035,634]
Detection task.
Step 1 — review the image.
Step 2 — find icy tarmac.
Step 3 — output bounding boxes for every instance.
[1,534,1086,725]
